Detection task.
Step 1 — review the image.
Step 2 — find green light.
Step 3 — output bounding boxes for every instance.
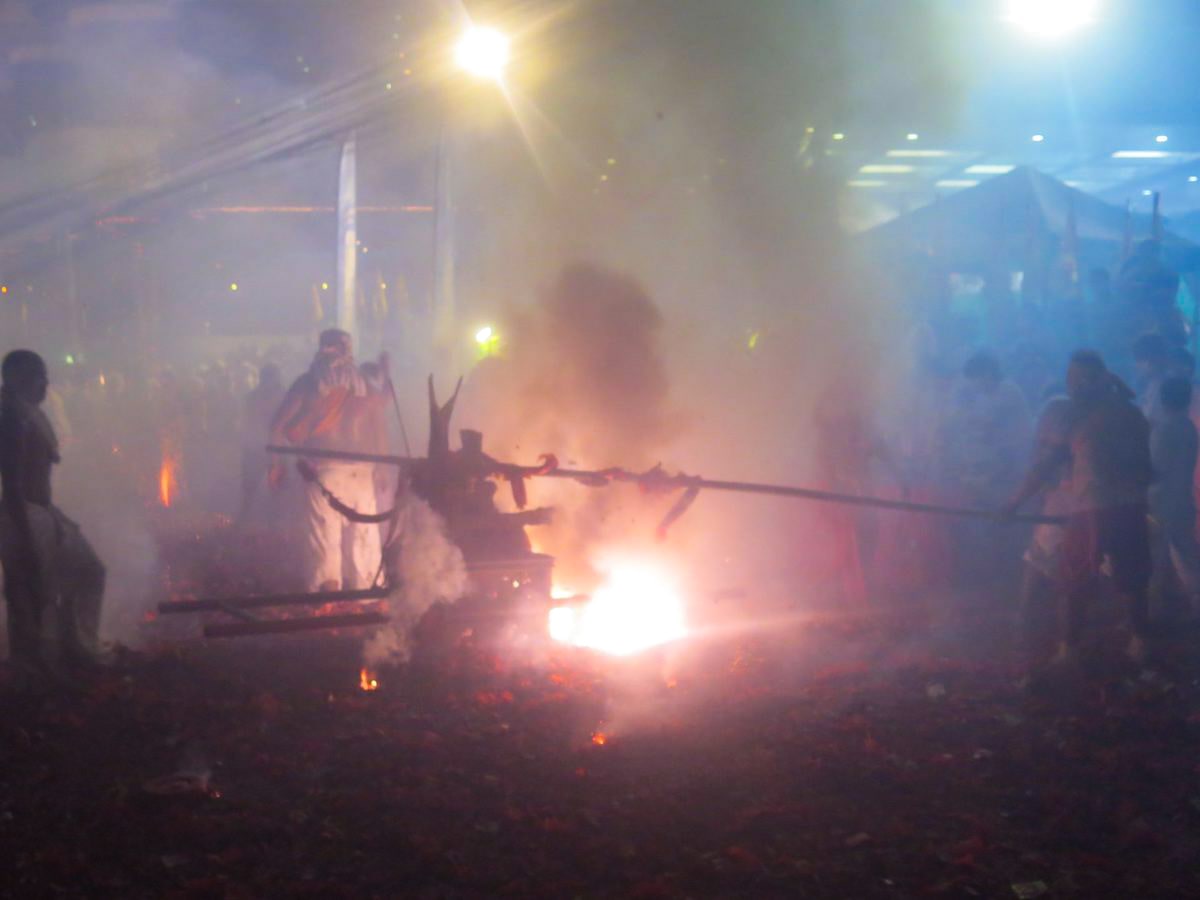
[747,331,760,351]
[65,354,76,365]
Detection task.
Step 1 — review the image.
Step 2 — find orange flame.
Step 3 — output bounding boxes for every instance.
[158,454,178,508]
[359,668,379,692]
[591,732,607,746]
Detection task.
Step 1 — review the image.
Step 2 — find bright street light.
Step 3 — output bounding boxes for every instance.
[1005,0,1099,40]
[455,26,510,81]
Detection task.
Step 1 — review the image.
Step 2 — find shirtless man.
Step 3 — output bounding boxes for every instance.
[0,350,106,676]
[1006,351,1153,663]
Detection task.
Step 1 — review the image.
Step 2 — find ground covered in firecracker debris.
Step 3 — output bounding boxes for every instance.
[3,618,1200,899]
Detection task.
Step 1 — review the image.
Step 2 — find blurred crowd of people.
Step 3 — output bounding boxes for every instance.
[814,239,1200,663]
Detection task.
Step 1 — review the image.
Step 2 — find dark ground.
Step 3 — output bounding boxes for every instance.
[3,610,1200,899]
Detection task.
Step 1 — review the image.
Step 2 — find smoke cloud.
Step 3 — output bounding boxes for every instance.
[362,491,468,667]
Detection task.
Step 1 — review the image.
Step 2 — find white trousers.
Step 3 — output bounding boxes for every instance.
[303,463,381,591]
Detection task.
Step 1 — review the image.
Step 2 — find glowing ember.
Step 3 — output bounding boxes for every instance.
[158,452,179,508]
[359,668,379,692]
[548,560,686,656]
[591,732,608,746]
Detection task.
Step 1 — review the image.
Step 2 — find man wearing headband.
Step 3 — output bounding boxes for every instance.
[270,330,389,592]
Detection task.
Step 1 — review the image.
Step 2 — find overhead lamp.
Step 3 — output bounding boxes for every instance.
[1112,150,1171,159]
[832,132,845,141]
[1031,134,1045,142]
[859,164,913,174]
[1005,0,1099,40]
[1155,134,1169,143]
[886,149,952,158]
[965,164,1015,174]
[936,179,979,188]
[905,133,919,141]
[454,26,510,81]
[1142,189,1153,196]
[846,179,886,188]
[1189,176,1198,183]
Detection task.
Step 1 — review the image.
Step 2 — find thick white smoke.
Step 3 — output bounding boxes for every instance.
[362,490,468,667]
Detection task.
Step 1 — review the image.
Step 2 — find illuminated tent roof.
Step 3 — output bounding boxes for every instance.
[859,166,1199,271]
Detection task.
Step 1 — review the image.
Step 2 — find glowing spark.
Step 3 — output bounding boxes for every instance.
[359,668,379,692]
[591,732,607,746]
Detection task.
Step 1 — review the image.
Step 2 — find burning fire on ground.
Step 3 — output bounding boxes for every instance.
[547,559,686,656]
[158,446,180,508]
[359,667,379,691]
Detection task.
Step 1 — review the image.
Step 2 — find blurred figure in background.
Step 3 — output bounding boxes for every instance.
[940,351,1030,591]
[1017,390,1075,656]
[238,363,286,521]
[1132,332,1171,426]
[1149,376,1200,619]
[0,350,107,680]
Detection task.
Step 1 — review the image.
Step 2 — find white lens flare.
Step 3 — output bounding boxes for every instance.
[1005,0,1099,40]
[548,561,686,656]
[454,27,510,81]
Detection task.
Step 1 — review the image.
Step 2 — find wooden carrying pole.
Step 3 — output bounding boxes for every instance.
[203,611,389,639]
[159,586,390,615]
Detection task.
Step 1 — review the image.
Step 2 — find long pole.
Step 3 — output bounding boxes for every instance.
[265,445,1060,525]
[337,131,358,343]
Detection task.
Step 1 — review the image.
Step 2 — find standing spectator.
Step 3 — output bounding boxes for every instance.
[940,351,1030,588]
[1149,376,1200,618]
[238,363,286,521]
[1132,332,1171,426]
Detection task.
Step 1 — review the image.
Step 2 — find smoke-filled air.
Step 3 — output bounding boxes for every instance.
[6,1,1200,897]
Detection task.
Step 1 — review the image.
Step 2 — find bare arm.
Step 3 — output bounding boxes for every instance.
[0,413,39,580]
[1005,441,1069,513]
